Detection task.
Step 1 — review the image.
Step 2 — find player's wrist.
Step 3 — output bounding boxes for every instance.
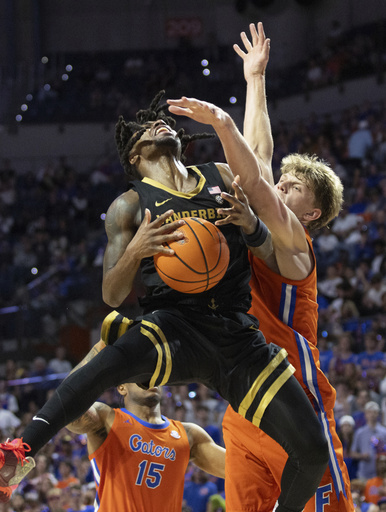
[241,216,268,247]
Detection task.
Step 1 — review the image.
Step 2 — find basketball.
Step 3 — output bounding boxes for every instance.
[154,217,230,294]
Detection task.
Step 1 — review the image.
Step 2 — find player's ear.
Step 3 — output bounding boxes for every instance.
[129,154,140,166]
[304,208,321,222]
[116,384,127,396]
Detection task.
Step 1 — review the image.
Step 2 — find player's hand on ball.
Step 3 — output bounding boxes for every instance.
[131,209,185,258]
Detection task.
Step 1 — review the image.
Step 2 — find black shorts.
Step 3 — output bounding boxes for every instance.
[101,308,295,426]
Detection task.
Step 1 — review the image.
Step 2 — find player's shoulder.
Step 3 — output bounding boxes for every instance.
[181,421,211,445]
[106,189,141,221]
[213,162,232,191]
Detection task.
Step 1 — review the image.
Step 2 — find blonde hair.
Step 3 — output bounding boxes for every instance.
[280,153,343,231]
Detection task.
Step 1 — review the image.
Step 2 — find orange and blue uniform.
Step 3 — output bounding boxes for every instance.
[89,408,190,512]
[223,230,353,512]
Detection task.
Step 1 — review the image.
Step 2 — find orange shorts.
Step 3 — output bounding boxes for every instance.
[223,406,354,512]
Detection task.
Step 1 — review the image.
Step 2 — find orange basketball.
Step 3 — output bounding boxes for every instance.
[154,217,230,294]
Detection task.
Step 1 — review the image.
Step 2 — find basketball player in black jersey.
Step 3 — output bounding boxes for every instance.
[0,92,329,512]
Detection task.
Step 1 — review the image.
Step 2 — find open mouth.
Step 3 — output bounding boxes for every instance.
[155,125,171,136]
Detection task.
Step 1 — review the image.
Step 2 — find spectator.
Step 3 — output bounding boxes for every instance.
[28,454,58,489]
[313,226,341,271]
[27,357,57,407]
[331,205,363,240]
[328,332,358,382]
[0,379,19,413]
[351,401,386,479]
[333,379,355,420]
[183,467,219,512]
[0,405,21,440]
[357,331,385,391]
[337,414,358,480]
[67,483,94,512]
[362,274,386,314]
[351,478,379,512]
[48,347,72,375]
[194,404,222,447]
[171,385,196,423]
[317,335,334,376]
[379,497,386,512]
[45,487,66,512]
[55,459,80,490]
[352,389,373,429]
[347,119,373,167]
[317,264,343,302]
[364,452,386,505]
[323,280,360,333]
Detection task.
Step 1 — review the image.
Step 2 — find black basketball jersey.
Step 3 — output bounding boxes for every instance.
[129,162,252,312]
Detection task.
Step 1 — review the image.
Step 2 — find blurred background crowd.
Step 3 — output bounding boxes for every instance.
[1,0,386,510]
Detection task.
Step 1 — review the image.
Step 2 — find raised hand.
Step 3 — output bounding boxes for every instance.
[233,22,270,80]
[167,97,227,128]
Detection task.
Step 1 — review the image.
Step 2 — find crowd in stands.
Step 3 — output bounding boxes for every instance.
[10,18,385,125]
[1,18,386,512]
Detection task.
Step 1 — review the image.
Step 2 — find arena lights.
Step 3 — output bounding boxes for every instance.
[62,74,69,81]
[201,58,211,77]
[21,104,28,111]
[15,114,22,122]
[41,56,49,64]
[31,267,38,275]
[188,391,196,399]
[26,94,33,101]
[229,96,237,104]
[65,64,73,72]
[100,213,106,220]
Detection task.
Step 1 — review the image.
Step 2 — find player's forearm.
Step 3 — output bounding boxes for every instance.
[213,114,262,191]
[102,252,141,307]
[194,444,226,479]
[244,75,274,185]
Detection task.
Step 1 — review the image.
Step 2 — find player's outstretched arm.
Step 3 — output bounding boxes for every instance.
[168,97,262,194]
[234,22,274,185]
[183,422,225,479]
[167,97,305,252]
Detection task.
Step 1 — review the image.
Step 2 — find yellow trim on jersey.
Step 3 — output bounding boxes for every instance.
[142,166,206,198]
[140,320,172,387]
[238,348,289,417]
[252,364,295,427]
[118,317,133,337]
[101,310,133,345]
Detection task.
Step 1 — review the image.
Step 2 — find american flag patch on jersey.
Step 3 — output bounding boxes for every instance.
[208,186,222,194]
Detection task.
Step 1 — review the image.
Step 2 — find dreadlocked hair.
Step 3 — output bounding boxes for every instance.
[115,90,216,178]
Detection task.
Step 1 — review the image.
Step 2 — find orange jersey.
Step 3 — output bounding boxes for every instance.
[248,230,336,411]
[89,408,190,512]
[223,231,353,511]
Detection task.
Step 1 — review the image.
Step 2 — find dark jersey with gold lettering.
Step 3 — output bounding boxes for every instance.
[129,162,251,312]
